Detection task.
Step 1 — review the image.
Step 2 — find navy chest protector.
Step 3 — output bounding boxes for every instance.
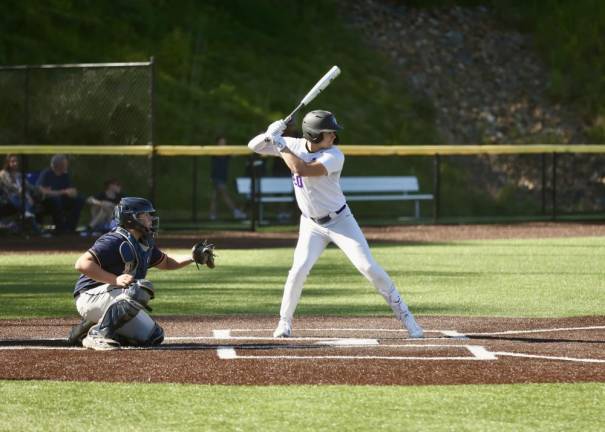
[115,227,155,279]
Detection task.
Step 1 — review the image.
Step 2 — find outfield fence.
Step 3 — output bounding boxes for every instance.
[1,61,604,231]
[2,144,604,231]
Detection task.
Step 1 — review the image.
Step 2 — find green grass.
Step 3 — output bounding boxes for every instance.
[1,236,604,431]
[0,236,603,319]
[0,381,603,432]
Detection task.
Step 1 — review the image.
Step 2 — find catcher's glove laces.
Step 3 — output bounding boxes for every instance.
[192,240,216,269]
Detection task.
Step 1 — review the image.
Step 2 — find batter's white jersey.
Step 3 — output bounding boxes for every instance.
[248,134,346,218]
[248,131,422,337]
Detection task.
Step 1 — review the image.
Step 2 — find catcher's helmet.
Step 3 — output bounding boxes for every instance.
[302,110,342,144]
[114,197,159,237]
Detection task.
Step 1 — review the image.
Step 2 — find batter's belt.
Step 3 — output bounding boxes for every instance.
[309,204,347,225]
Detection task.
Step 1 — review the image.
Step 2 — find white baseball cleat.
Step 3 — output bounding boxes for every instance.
[272,319,292,338]
[403,313,424,338]
[82,335,121,351]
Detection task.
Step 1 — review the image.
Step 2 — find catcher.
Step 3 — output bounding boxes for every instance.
[67,196,215,350]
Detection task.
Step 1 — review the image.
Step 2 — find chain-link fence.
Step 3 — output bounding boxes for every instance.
[0,61,153,198]
[1,60,603,232]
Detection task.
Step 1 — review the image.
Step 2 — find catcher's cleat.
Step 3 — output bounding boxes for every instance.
[67,319,96,346]
[82,334,121,351]
[402,312,424,338]
[272,318,292,338]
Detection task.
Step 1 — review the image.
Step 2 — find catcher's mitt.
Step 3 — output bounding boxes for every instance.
[192,240,216,269]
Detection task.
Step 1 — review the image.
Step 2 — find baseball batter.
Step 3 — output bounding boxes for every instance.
[67,197,215,350]
[248,110,424,338]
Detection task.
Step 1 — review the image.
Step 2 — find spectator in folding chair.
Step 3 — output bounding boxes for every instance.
[36,154,85,234]
[83,178,124,236]
[0,182,18,230]
[0,154,41,233]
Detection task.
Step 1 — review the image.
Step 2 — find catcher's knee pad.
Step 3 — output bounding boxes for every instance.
[97,298,140,338]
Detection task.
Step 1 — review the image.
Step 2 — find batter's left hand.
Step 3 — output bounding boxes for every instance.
[266,119,287,137]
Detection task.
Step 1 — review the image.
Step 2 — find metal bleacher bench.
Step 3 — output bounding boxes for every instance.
[236,176,433,219]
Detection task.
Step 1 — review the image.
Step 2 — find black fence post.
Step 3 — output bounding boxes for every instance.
[250,155,258,231]
[20,67,30,234]
[149,56,156,203]
[192,157,198,222]
[551,152,558,221]
[541,153,546,215]
[433,153,440,222]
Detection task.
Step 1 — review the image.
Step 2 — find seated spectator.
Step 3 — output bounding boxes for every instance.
[84,178,124,236]
[0,154,41,232]
[0,183,18,226]
[209,136,246,221]
[36,154,85,234]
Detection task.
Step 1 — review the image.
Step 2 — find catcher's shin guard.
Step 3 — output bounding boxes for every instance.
[113,322,164,347]
[96,298,140,339]
[67,318,95,346]
[145,323,165,346]
[96,280,155,339]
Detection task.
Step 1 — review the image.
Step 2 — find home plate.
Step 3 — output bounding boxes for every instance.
[315,338,379,346]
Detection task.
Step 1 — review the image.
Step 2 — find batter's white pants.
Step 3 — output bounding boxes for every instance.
[75,284,157,342]
[279,210,413,323]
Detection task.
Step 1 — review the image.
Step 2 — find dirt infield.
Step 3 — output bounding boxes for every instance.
[3,221,605,251]
[1,315,604,385]
[2,223,604,386]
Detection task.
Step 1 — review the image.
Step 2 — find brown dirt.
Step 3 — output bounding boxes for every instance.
[2,221,605,252]
[1,316,604,385]
[2,222,604,385]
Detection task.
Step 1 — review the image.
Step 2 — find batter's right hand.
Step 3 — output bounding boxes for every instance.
[266,119,287,137]
[115,274,135,288]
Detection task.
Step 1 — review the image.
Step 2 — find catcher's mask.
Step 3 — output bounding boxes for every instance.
[302,110,342,144]
[114,197,159,241]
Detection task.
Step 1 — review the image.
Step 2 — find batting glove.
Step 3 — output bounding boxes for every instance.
[266,119,287,137]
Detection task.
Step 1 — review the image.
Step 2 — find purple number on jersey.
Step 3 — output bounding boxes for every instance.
[293,175,303,188]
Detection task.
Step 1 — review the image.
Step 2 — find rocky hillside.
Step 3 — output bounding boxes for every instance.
[341,0,585,145]
[338,0,605,214]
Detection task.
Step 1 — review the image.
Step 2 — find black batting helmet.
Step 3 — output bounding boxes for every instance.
[302,110,342,144]
[114,197,159,237]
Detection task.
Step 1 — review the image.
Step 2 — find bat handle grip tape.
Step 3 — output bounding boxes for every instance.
[285,103,304,125]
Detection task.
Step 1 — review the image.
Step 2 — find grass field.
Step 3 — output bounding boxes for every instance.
[0,381,603,432]
[1,236,604,431]
[1,237,603,318]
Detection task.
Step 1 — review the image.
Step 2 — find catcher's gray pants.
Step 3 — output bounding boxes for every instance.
[76,284,157,343]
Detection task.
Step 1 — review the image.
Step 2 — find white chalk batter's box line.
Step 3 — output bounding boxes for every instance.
[211,329,491,361]
[216,344,496,361]
[209,327,605,363]
[205,329,469,341]
[1,326,603,363]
